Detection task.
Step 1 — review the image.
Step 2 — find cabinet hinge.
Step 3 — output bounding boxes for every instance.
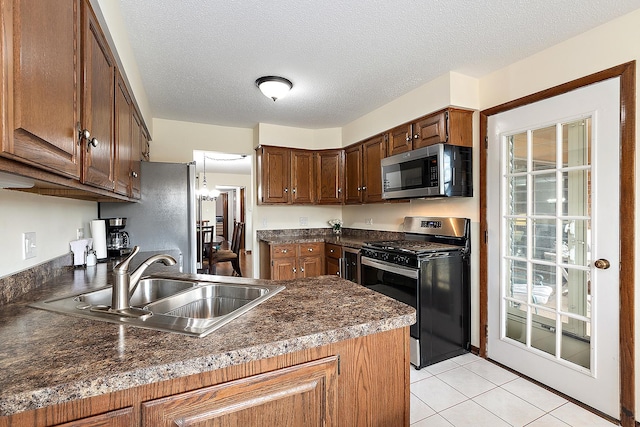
[485,136,488,149]
[484,230,488,244]
[271,260,273,266]
[485,324,489,338]
[337,354,341,375]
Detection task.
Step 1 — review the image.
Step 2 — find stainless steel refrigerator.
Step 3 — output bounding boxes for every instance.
[99,161,197,273]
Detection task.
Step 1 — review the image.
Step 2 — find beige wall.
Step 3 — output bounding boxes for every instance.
[0,190,97,278]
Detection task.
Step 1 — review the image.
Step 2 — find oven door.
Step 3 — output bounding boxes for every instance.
[361,256,419,338]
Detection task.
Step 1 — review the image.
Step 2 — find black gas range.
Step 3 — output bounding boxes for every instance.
[360,217,471,368]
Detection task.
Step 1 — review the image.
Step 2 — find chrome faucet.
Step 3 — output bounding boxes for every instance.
[111,246,176,316]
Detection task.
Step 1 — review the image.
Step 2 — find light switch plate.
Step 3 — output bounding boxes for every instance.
[23,232,36,259]
[365,218,373,225]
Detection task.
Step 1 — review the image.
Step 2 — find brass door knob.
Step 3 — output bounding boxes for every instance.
[594,259,610,270]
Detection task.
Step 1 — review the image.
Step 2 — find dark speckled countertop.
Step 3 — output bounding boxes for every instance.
[0,259,414,417]
[257,227,404,249]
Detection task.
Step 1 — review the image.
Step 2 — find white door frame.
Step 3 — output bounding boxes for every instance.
[479,62,636,426]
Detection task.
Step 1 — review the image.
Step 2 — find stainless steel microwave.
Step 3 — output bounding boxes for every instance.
[381,143,472,199]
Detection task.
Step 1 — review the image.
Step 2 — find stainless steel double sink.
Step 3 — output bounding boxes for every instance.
[30,278,285,337]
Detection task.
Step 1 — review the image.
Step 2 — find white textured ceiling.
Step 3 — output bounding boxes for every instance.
[118,0,640,130]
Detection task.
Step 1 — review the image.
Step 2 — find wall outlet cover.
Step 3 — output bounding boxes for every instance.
[299,217,308,226]
[365,218,373,225]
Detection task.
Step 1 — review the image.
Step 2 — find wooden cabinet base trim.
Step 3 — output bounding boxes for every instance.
[0,157,132,202]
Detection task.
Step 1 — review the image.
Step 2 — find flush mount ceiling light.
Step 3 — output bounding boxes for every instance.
[255,76,293,101]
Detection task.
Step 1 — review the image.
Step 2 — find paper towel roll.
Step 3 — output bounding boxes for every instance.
[90,219,108,260]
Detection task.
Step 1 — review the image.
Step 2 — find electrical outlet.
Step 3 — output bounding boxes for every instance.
[299,217,308,226]
[262,218,268,227]
[77,228,85,239]
[365,218,373,225]
[23,232,36,259]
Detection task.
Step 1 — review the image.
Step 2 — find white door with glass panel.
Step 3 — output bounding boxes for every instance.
[487,78,620,418]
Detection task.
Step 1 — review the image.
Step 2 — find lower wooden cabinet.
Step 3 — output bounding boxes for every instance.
[54,407,134,427]
[0,328,410,427]
[262,242,325,280]
[141,357,338,427]
[325,243,342,276]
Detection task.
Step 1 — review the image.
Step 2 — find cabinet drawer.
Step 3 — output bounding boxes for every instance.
[299,242,324,256]
[325,243,342,259]
[271,244,298,258]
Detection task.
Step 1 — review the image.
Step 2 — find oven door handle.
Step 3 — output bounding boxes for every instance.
[361,257,419,279]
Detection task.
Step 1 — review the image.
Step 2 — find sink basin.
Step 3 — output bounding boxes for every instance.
[74,278,197,307]
[30,278,285,337]
[147,284,269,319]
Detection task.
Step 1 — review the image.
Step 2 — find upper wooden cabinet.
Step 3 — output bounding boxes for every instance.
[0,0,149,202]
[315,149,344,204]
[114,72,132,196]
[387,123,413,156]
[290,149,314,204]
[345,135,386,204]
[257,145,291,204]
[344,144,362,204]
[387,107,473,156]
[257,145,342,205]
[1,0,82,179]
[80,0,115,191]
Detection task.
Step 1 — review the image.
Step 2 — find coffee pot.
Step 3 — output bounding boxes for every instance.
[105,218,131,257]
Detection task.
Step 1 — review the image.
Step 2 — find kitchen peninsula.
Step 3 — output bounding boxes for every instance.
[0,257,414,426]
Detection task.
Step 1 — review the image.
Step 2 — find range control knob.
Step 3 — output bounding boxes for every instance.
[380,253,389,261]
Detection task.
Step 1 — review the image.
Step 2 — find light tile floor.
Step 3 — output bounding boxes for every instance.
[410,353,616,426]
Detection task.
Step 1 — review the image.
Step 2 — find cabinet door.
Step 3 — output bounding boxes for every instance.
[258,146,290,203]
[326,257,340,277]
[52,407,134,427]
[299,256,324,278]
[387,124,412,156]
[130,112,143,199]
[142,357,338,427]
[315,150,344,204]
[362,135,386,203]
[291,149,314,204]
[114,73,132,196]
[2,0,81,179]
[272,257,297,280]
[344,144,363,204]
[412,110,447,148]
[81,0,115,190]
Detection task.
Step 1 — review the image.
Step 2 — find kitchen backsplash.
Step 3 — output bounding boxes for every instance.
[0,253,73,306]
[257,227,404,241]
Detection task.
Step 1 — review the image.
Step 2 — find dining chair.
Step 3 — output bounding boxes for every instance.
[210,222,244,276]
[197,225,214,273]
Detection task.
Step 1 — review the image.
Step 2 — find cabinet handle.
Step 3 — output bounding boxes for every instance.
[293,267,297,273]
[78,128,91,146]
[292,188,297,194]
[337,188,342,193]
[300,267,304,272]
[335,271,340,276]
[330,249,334,253]
[357,186,361,191]
[131,171,138,178]
[362,186,367,190]
[282,249,288,254]
[284,187,288,193]
[405,133,411,142]
[308,248,313,252]
[413,134,419,139]
[88,138,99,150]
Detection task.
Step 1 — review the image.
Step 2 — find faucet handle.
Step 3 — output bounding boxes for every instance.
[113,246,140,274]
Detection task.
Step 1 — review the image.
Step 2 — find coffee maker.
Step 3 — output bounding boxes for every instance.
[105,218,131,257]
